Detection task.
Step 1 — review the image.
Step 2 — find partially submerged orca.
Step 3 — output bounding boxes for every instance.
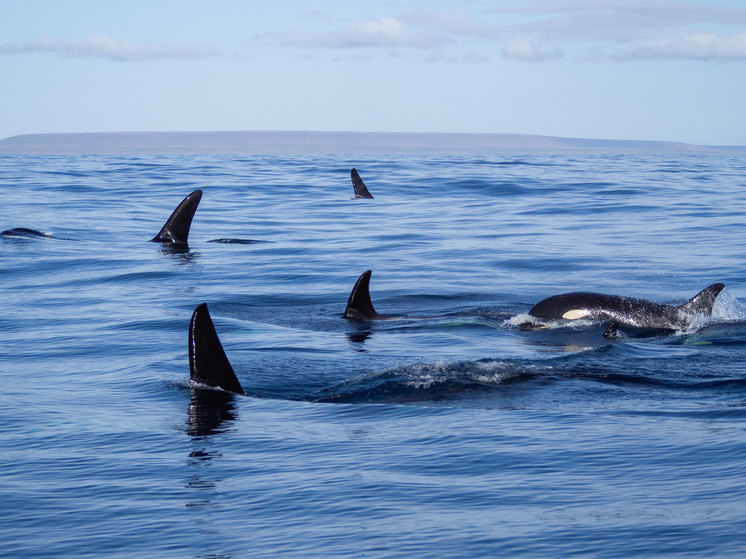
[2,227,54,239]
[189,303,245,395]
[343,270,393,320]
[351,168,373,199]
[526,283,726,331]
[5,189,256,246]
[151,189,202,244]
[343,270,726,335]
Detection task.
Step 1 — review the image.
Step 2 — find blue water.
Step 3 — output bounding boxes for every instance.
[2,152,746,557]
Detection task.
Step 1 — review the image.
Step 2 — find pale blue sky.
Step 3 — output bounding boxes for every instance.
[2,0,746,145]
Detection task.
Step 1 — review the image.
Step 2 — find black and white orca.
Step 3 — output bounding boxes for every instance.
[526,283,726,332]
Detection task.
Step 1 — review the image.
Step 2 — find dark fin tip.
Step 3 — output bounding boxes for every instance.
[343,270,380,320]
[189,303,245,395]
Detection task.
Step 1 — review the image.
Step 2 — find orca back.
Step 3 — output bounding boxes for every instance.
[678,283,726,315]
[1,227,51,238]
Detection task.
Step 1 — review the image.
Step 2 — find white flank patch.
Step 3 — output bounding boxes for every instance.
[562,309,590,320]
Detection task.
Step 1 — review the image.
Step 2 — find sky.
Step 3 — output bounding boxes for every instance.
[2,0,746,145]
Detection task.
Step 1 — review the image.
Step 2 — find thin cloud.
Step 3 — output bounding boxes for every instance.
[502,37,563,61]
[623,32,746,60]
[0,35,220,61]
[275,16,448,49]
[265,3,746,64]
[399,9,497,38]
[496,0,746,43]
[424,50,492,64]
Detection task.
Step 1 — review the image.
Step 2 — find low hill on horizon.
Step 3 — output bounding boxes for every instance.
[0,130,743,155]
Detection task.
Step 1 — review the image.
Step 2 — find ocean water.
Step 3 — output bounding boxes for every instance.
[2,151,746,557]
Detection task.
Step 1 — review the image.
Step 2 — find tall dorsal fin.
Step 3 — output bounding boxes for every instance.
[189,303,245,395]
[351,168,374,199]
[152,189,202,243]
[343,270,381,320]
[678,283,726,315]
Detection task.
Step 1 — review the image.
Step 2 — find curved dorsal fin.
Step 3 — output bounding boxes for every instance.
[152,189,202,243]
[351,168,373,199]
[343,270,380,320]
[189,303,245,395]
[678,283,726,315]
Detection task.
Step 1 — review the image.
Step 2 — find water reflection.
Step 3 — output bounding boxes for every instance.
[160,244,200,264]
[186,387,238,437]
[184,387,239,552]
[346,329,372,345]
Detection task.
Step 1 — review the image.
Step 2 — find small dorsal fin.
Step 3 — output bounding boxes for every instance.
[189,303,245,395]
[678,283,726,315]
[351,168,374,199]
[603,322,623,340]
[343,270,380,320]
[152,190,202,243]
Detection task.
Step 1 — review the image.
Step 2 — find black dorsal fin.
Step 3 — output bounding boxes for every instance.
[603,322,622,340]
[678,283,726,315]
[189,303,245,395]
[351,168,374,199]
[152,189,202,243]
[343,270,381,320]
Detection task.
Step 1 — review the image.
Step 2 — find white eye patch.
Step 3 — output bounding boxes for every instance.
[562,309,590,320]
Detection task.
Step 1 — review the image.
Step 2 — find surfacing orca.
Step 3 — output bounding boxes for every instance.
[343,270,392,320]
[152,189,202,244]
[189,303,245,395]
[351,168,373,199]
[526,283,725,331]
[2,227,54,239]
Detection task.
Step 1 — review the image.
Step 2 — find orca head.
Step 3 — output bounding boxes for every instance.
[152,190,203,244]
[528,292,604,321]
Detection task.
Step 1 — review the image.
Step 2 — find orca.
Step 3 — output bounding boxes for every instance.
[342,270,459,321]
[207,238,261,245]
[343,270,393,320]
[526,283,725,331]
[189,303,245,395]
[152,189,202,244]
[2,227,54,239]
[351,168,374,199]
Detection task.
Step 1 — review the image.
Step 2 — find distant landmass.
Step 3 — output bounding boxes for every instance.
[0,131,743,155]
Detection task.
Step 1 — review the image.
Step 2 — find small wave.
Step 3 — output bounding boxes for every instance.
[312,359,543,403]
[711,289,746,322]
[207,238,264,244]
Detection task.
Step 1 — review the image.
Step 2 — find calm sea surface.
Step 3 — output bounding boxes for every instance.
[2,152,746,557]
